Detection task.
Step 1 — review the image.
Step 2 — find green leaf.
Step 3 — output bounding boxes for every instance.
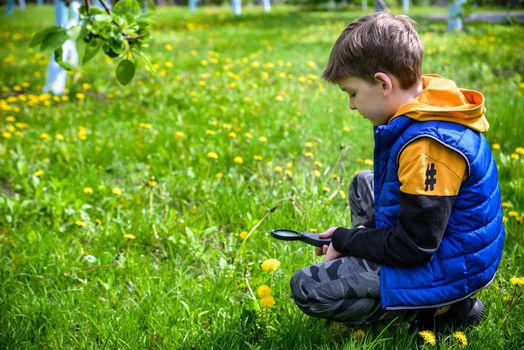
[116,59,135,86]
[67,25,87,41]
[113,0,141,17]
[29,26,62,48]
[88,6,105,15]
[136,51,155,72]
[54,47,72,71]
[40,28,68,52]
[92,14,113,23]
[82,41,101,65]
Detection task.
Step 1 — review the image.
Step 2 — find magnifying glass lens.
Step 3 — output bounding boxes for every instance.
[272,229,301,238]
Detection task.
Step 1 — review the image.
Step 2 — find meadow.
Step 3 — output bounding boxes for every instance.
[0,4,524,349]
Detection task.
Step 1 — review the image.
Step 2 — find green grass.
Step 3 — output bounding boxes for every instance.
[1,4,524,349]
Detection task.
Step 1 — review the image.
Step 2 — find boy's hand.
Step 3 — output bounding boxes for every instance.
[314,227,343,261]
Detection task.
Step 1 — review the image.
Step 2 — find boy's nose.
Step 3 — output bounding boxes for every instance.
[349,101,356,110]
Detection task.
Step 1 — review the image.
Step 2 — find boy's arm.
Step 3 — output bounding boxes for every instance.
[331,138,467,267]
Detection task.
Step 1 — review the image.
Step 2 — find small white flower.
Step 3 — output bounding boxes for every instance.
[84,255,97,263]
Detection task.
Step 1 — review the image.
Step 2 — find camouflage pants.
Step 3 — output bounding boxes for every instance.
[290,171,417,325]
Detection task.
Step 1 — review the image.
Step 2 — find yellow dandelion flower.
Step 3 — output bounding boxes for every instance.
[364,159,373,166]
[322,186,330,193]
[353,329,365,342]
[257,285,271,298]
[123,233,136,240]
[261,258,281,272]
[304,142,314,148]
[515,147,524,155]
[260,295,276,308]
[418,330,436,346]
[112,187,122,196]
[207,151,219,160]
[95,219,102,225]
[234,156,244,165]
[274,165,283,172]
[310,228,318,233]
[314,161,323,168]
[2,131,11,139]
[503,216,508,224]
[254,155,263,161]
[5,116,16,122]
[285,170,293,178]
[508,211,519,218]
[33,170,44,177]
[206,130,216,136]
[312,170,321,177]
[306,60,317,68]
[343,126,350,133]
[215,172,224,179]
[175,131,184,140]
[502,201,511,208]
[147,180,157,188]
[452,331,468,347]
[75,220,87,227]
[55,133,64,141]
[40,132,50,140]
[510,277,524,285]
[138,122,152,129]
[164,43,173,51]
[304,152,314,158]
[76,93,85,100]
[259,136,268,142]
[228,132,237,139]
[83,187,93,194]
[511,153,519,160]
[275,95,284,102]
[245,132,253,139]
[239,231,248,240]
[286,162,293,169]
[339,190,346,199]
[82,83,90,90]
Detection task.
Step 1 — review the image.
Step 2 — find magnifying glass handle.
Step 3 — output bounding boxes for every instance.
[302,233,332,247]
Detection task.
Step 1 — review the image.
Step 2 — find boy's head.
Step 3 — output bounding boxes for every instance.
[323,12,423,125]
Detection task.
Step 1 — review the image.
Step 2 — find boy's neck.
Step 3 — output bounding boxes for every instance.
[390,79,423,115]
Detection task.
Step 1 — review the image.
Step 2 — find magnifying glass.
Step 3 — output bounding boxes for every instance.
[271,229,331,247]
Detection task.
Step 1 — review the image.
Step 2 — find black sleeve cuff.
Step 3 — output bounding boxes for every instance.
[331,227,361,254]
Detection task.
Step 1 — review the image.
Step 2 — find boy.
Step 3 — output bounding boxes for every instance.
[290,12,504,331]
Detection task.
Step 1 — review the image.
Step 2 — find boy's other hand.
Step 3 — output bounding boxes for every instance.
[314,227,343,261]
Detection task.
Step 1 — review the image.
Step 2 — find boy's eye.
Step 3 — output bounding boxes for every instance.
[349,93,356,98]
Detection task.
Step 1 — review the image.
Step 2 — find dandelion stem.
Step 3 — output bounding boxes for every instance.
[241,205,278,243]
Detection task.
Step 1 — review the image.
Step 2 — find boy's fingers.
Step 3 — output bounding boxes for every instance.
[319,227,337,238]
[323,245,329,255]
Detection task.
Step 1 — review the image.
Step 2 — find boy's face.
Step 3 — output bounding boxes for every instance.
[337,75,392,126]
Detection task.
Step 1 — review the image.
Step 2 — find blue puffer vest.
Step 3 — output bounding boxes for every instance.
[375,115,505,310]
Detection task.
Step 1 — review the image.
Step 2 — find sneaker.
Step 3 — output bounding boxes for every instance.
[414,298,484,333]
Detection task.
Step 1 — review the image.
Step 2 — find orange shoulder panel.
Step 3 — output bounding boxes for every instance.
[398,138,467,196]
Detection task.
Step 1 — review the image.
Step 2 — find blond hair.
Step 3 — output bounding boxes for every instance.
[322,12,423,89]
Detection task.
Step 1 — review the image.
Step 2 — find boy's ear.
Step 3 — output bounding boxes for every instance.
[373,72,393,96]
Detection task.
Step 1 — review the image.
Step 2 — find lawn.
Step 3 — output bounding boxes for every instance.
[0,4,523,349]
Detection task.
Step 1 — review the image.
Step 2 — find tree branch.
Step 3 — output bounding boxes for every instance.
[98,0,112,15]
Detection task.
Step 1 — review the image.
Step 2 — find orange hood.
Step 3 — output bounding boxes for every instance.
[394,74,488,133]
